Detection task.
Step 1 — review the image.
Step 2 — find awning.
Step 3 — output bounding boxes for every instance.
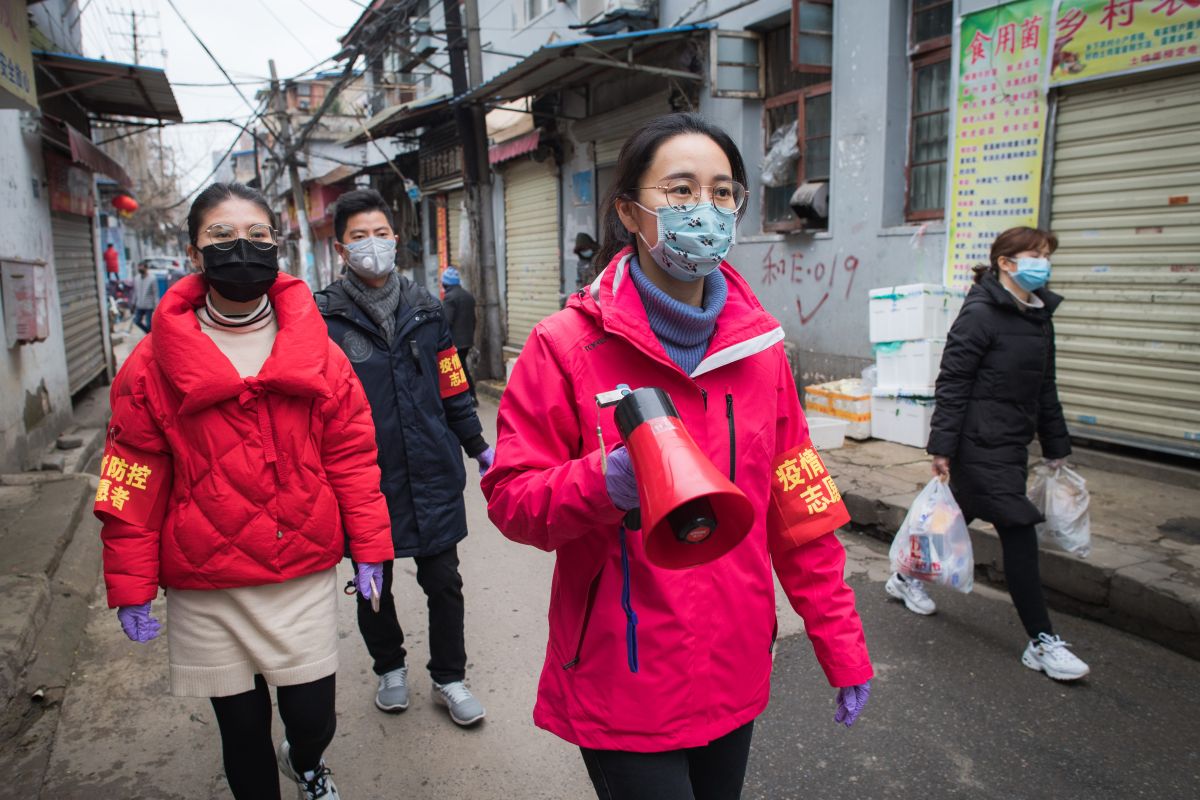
[340,93,453,145]
[489,129,540,165]
[33,51,182,122]
[312,164,358,186]
[42,116,132,188]
[458,24,714,107]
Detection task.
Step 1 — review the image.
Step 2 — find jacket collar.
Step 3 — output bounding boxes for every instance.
[316,275,439,342]
[152,273,332,414]
[975,273,1062,317]
[578,247,783,378]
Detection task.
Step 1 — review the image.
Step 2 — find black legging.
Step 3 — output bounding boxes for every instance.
[210,673,337,800]
[996,523,1054,639]
[580,721,755,800]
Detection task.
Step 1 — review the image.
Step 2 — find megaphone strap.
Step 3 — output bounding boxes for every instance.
[619,526,639,674]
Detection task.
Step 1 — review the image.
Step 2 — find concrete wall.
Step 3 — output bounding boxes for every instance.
[0,112,74,472]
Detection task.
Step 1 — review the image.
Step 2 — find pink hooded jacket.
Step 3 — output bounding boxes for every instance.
[481,249,872,752]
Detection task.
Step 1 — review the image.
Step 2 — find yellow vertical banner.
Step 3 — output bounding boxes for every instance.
[945,2,1051,289]
[436,195,448,295]
[1049,0,1200,86]
[0,0,37,111]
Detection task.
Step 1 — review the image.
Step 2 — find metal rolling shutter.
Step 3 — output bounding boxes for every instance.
[446,189,465,265]
[52,212,105,394]
[574,92,671,167]
[1049,69,1200,456]
[503,158,559,349]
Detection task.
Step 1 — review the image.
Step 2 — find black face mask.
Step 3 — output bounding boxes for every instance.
[201,240,279,303]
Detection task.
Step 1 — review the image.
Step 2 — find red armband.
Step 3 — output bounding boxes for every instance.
[94,440,172,529]
[436,347,470,399]
[768,439,850,550]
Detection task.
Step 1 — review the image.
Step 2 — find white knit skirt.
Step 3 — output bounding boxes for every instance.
[165,567,339,698]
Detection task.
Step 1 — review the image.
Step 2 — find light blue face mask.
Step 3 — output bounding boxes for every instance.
[1011,256,1051,291]
[635,202,736,282]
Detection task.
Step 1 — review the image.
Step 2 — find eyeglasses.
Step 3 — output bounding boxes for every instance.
[637,177,747,215]
[204,223,280,251]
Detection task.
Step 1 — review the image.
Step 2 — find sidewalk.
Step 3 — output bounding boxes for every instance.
[822,439,1200,660]
[478,379,1200,660]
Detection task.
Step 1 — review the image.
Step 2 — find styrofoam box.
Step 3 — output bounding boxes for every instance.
[869,284,964,343]
[805,379,872,440]
[870,389,935,449]
[807,415,848,450]
[875,339,946,390]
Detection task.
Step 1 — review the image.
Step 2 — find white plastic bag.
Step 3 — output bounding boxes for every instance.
[1029,465,1091,558]
[761,121,799,188]
[889,478,974,593]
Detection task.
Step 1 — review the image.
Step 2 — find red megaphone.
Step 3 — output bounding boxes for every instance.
[615,387,755,569]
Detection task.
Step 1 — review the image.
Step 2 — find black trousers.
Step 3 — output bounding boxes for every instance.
[996,523,1054,639]
[133,308,152,333]
[580,721,755,800]
[353,545,467,683]
[457,346,477,400]
[209,673,336,800]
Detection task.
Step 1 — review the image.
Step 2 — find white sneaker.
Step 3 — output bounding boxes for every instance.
[277,739,340,799]
[432,680,486,726]
[885,573,937,615]
[1022,633,1090,681]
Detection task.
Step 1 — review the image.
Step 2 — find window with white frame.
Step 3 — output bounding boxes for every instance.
[761,0,834,232]
[518,0,554,27]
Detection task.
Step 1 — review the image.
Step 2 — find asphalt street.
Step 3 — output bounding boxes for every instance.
[32,398,1199,799]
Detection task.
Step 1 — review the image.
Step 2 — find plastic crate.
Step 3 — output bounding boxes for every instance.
[805,379,871,440]
[868,284,964,343]
[874,339,945,390]
[870,389,936,449]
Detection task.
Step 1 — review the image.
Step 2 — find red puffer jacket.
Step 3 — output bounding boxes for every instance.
[97,273,394,607]
[482,249,872,752]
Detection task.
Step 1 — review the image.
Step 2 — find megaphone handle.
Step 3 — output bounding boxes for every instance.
[623,508,641,530]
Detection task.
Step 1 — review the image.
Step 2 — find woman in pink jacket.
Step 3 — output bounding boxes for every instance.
[481,114,873,800]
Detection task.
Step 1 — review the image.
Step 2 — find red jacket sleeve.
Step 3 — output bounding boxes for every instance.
[768,347,872,686]
[321,344,394,564]
[480,327,624,551]
[97,346,171,608]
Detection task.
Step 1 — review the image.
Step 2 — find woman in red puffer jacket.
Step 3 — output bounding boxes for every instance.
[96,182,392,800]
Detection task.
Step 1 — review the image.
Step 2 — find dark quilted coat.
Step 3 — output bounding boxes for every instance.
[316,277,487,558]
[98,273,395,607]
[927,273,1071,527]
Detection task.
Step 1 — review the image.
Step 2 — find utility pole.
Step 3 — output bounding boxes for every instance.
[454,0,504,379]
[268,59,313,285]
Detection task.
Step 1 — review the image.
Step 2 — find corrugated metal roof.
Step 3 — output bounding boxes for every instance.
[340,93,453,145]
[33,51,182,122]
[459,23,714,106]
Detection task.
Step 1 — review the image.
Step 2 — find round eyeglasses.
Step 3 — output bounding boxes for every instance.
[638,177,747,215]
[204,223,280,251]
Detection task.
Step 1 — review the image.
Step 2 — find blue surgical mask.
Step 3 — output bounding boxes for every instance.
[1011,256,1051,291]
[343,236,396,279]
[635,202,736,282]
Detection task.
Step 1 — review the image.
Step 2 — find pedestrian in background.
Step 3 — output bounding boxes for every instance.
[888,225,1090,682]
[573,231,599,289]
[103,242,120,283]
[441,265,478,405]
[96,182,393,800]
[483,113,873,800]
[131,260,159,333]
[317,189,494,727]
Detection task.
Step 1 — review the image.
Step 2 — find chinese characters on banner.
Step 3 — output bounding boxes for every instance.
[1049,0,1200,87]
[0,0,37,111]
[945,1,1051,289]
[436,196,449,295]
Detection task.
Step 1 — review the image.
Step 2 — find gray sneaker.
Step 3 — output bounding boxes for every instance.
[277,739,340,800]
[375,666,410,712]
[432,680,486,726]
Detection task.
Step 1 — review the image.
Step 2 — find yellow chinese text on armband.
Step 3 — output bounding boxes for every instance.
[436,346,470,399]
[768,438,849,550]
[94,440,172,528]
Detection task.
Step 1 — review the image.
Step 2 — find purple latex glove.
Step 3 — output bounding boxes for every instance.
[475,446,496,478]
[605,446,640,512]
[116,602,160,643]
[356,562,383,601]
[834,681,871,727]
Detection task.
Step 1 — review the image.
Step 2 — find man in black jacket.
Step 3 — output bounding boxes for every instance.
[316,190,494,726]
[440,266,477,405]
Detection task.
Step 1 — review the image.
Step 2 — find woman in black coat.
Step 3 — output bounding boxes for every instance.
[886,226,1090,681]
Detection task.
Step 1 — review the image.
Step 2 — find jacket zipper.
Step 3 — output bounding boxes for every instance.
[726,391,736,482]
[701,388,708,410]
[563,568,605,670]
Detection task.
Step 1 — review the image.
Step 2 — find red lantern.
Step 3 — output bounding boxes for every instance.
[112,194,139,213]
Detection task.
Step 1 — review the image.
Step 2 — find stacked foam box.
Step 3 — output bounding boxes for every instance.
[804,378,872,443]
[868,284,964,448]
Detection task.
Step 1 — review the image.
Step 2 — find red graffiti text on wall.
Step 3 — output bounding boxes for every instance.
[761,245,861,326]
